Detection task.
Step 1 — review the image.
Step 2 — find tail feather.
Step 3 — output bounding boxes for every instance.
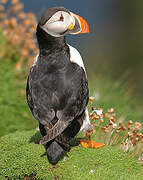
[46,140,66,165]
[40,117,73,144]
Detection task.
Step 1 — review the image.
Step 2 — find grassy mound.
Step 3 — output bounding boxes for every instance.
[0,130,142,180]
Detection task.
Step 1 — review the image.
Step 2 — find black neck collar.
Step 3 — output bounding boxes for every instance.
[36,24,68,56]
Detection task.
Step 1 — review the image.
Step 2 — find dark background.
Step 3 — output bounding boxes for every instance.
[21,0,143,96]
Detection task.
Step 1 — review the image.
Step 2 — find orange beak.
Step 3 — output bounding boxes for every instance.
[73,13,89,34]
[69,12,89,35]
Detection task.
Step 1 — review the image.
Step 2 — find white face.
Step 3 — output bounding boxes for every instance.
[41,11,74,37]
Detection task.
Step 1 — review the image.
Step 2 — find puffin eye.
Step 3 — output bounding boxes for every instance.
[59,14,64,21]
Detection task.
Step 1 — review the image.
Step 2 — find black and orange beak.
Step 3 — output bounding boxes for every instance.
[68,12,89,34]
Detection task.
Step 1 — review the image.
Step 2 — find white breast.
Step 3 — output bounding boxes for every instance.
[68,44,86,73]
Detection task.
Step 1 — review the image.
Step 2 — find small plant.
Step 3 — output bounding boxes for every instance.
[0,0,38,69]
[84,97,143,164]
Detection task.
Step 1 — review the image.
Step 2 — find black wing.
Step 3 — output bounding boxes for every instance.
[26,59,89,144]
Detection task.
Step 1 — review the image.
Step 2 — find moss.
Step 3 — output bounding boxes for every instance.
[0,130,142,180]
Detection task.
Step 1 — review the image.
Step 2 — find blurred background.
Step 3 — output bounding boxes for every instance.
[0,0,143,137]
[21,0,143,95]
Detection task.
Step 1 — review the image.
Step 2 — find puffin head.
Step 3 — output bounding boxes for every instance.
[38,7,89,37]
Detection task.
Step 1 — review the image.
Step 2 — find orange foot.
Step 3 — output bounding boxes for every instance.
[80,139,105,148]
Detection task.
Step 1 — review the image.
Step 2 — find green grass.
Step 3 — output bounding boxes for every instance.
[0,130,143,180]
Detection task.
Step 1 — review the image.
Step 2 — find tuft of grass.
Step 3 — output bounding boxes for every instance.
[0,130,143,180]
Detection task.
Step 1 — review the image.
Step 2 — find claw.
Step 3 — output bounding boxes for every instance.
[80,139,105,148]
[80,130,105,148]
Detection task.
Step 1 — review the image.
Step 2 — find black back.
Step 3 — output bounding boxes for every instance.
[26,25,89,143]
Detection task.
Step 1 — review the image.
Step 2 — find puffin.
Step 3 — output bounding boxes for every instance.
[26,7,91,165]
